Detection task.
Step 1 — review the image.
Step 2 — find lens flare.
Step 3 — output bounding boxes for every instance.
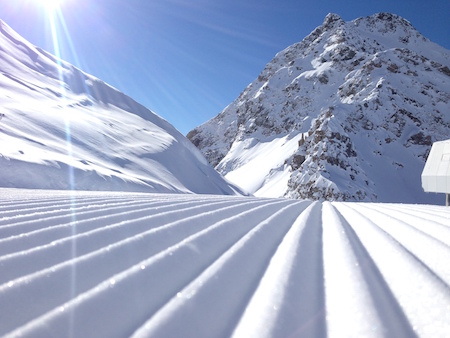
[37,0,63,11]
[42,4,78,335]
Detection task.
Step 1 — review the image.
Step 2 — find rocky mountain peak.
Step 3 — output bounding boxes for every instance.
[188,13,449,204]
[358,12,415,32]
[322,13,344,29]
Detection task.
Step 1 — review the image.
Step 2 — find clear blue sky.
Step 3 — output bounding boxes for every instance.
[1,0,449,134]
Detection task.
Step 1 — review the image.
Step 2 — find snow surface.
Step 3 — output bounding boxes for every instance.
[1,188,450,337]
[0,20,241,195]
[223,133,303,196]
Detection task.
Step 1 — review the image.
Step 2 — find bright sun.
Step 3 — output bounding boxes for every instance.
[37,0,63,10]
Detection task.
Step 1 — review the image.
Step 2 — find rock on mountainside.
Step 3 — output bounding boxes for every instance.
[0,20,242,195]
[188,13,450,204]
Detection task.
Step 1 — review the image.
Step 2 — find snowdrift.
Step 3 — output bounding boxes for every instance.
[0,20,241,195]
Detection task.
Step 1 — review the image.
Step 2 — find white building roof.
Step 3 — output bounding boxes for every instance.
[422,139,450,194]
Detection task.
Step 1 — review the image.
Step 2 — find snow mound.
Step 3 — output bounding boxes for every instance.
[1,188,449,337]
[0,20,241,195]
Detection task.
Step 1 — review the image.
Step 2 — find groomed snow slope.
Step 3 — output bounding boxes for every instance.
[1,188,449,337]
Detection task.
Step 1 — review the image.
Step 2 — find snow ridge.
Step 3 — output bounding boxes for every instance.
[188,13,450,203]
[1,188,450,337]
[0,20,240,195]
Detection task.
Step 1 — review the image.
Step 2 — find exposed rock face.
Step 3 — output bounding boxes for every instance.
[188,13,450,203]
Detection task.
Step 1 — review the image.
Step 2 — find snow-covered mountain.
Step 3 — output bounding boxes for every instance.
[188,13,450,203]
[0,20,241,195]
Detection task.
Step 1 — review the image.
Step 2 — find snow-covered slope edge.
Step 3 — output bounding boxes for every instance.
[0,20,241,195]
[1,188,449,337]
[188,13,450,203]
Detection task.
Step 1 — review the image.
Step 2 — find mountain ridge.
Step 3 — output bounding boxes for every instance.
[188,13,450,203]
[0,19,242,195]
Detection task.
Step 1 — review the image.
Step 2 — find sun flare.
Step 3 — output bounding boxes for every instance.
[36,0,63,11]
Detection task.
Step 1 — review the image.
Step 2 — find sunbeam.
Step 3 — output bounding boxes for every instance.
[47,7,75,190]
[46,6,78,336]
[36,0,64,11]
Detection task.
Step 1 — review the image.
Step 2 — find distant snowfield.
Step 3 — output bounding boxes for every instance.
[1,188,449,337]
[222,133,303,197]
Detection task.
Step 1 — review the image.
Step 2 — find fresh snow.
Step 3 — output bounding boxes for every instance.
[1,188,450,337]
[222,133,303,197]
[0,20,240,195]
